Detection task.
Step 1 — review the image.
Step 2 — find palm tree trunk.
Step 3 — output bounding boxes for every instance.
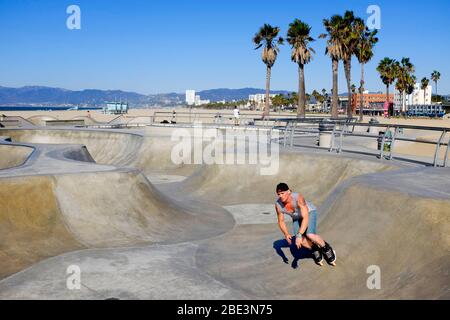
[263,66,271,119]
[331,58,338,118]
[386,84,389,103]
[359,63,365,122]
[297,63,306,118]
[402,90,406,116]
[386,84,390,117]
[344,58,352,118]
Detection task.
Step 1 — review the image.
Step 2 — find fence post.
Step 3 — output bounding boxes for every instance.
[444,136,450,167]
[379,126,390,160]
[388,126,400,160]
[290,122,295,148]
[338,124,347,153]
[330,123,337,152]
[433,129,446,167]
[283,122,288,147]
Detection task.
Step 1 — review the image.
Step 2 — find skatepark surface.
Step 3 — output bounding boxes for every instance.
[0,126,449,299]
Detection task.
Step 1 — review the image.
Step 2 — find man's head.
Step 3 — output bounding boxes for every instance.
[276,182,291,202]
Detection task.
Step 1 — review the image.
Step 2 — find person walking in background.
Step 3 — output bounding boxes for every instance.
[233,105,240,126]
[171,109,177,124]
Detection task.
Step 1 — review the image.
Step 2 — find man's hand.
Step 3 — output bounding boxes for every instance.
[295,235,302,249]
[285,234,293,245]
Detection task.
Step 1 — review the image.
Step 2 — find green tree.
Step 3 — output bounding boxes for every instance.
[253,24,284,119]
[288,92,299,107]
[320,14,346,118]
[341,11,361,118]
[377,57,398,105]
[395,58,415,115]
[354,20,378,121]
[287,19,315,118]
[421,77,430,104]
[431,70,441,95]
[271,94,286,110]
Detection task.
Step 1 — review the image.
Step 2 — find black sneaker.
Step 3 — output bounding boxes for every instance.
[311,244,323,266]
[320,242,337,266]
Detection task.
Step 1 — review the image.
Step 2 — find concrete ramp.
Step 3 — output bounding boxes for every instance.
[173,152,397,206]
[0,129,143,166]
[0,145,33,169]
[0,176,85,279]
[53,170,234,248]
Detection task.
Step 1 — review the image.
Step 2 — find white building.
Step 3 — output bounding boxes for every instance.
[194,95,201,105]
[248,94,277,109]
[394,83,432,111]
[193,94,210,106]
[185,90,196,105]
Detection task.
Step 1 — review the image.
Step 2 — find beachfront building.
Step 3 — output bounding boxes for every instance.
[248,93,276,110]
[194,95,210,106]
[394,83,432,112]
[103,101,128,114]
[351,92,394,115]
[322,96,350,114]
[185,90,196,105]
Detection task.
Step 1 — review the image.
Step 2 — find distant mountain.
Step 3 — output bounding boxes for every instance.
[0,86,295,107]
[0,86,153,106]
[3,85,392,107]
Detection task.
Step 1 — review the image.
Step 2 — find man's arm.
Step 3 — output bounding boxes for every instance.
[297,194,309,236]
[275,205,291,239]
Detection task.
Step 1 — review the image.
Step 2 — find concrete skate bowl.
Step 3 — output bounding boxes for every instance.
[0,145,33,169]
[0,126,449,299]
[170,151,398,206]
[70,116,103,126]
[0,128,196,174]
[0,128,234,279]
[26,115,58,126]
[0,129,143,166]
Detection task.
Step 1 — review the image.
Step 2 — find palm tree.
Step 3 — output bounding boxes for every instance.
[377,58,398,106]
[354,20,378,121]
[421,77,429,104]
[395,58,415,115]
[340,11,361,118]
[289,92,299,107]
[320,15,345,118]
[253,24,284,119]
[287,19,315,118]
[431,70,441,95]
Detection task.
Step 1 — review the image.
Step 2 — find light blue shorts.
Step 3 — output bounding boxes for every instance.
[293,209,317,236]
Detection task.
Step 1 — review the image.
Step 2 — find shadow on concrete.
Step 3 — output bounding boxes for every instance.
[273,238,313,269]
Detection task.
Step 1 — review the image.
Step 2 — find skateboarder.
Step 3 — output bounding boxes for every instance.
[275,182,336,266]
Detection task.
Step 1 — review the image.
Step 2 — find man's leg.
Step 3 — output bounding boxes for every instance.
[306,233,325,247]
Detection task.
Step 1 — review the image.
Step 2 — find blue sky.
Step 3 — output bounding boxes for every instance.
[0,0,449,94]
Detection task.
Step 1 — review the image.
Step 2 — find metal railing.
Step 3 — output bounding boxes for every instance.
[152,110,301,125]
[278,118,450,167]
